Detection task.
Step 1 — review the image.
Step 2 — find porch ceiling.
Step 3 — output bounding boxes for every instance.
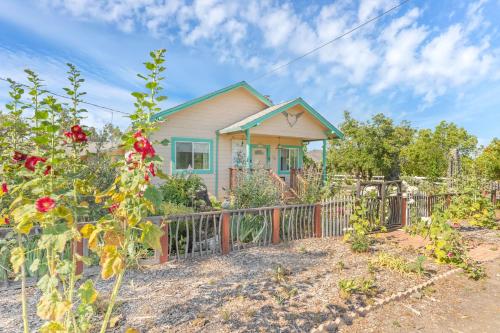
[218,97,343,140]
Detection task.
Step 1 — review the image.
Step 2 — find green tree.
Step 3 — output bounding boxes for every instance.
[475,138,500,181]
[401,121,477,179]
[328,111,414,180]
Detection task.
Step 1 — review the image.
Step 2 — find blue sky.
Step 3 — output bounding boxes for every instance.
[0,0,499,148]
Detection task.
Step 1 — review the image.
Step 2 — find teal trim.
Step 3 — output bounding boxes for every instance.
[171,137,214,174]
[322,139,327,183]
[215,131,220,196]
[245,129,251,167]
[249,144,271,168]
[151,81,272,121]
[240,98,344,139]
[277,144,303,175]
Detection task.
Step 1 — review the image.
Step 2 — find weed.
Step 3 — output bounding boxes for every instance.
[298,245,308,254]
[338,277,377,299]
[274,285,298,305]
[220,309,231,322]
[336,261,346,271]
[272,264,291,284]
[369,252,426,275]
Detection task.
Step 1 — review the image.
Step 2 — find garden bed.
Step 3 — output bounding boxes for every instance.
[0,232,454,333]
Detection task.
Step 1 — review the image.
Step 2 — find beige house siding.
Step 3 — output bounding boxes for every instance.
[250,105,328,140]
[151,86,330,199]
[151,86,269,197]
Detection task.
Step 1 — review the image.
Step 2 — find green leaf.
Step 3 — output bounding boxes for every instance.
[139,221,163,250]
[10,247,25,274]
[159,138,170,146]
[144,185,162,208]
[30,258,40,273]
[78,280,98,304]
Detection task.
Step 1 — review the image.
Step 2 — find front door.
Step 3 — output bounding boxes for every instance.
[251,145,269,169]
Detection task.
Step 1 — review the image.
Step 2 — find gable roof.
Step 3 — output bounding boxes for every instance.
[151,81,272,121]
[219,97,344,139]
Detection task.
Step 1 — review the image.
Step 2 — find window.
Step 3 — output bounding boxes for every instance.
[279,146,301,174]
[172,138,213,174]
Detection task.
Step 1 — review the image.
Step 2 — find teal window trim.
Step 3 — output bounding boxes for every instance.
[215,131,220,196]
[171,137,214,174]
[277,144,303,175]
[249,144,271,168]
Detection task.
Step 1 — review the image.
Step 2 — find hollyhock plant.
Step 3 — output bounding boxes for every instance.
[24,156,46,171]
[133,136,155,159]
[1,183,7,194]
[13,151,27,162]
[35,197,56,213]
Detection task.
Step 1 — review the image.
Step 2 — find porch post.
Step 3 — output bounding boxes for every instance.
[322,139,327,184]
[245,128,251,168]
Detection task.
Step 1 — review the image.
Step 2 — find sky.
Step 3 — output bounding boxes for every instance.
[0,0,499,149]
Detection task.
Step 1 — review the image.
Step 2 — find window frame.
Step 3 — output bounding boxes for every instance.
[277,145,303,175]
[171,137,214,174]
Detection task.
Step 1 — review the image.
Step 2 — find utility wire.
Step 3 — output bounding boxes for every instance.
[0,76,131,115]
[250,0,411,82]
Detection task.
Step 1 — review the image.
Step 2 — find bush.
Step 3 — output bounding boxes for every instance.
[159,174,210,210]
[231,168,280,208]
[343,202,373,252]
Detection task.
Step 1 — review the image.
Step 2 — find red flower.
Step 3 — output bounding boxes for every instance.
[74,131,88,143]
[134,137,155,159]
[133,130,143,138]
[35,197,56,213]
[144,172,150,182]
[1,183,7,194]
[125,151,135,163]
[13,151,27,162]
[108,203,119,214]
[447,252,454,258]
[25,156,47,171]
[64,131,73,139]
[44,165,52,176]
[4,217,9,225]
[148,163,156,177]
[71,125,83,134]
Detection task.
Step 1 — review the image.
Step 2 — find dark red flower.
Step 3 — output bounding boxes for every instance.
[25,156,47,171]
[4,217,9,225]
[13,151,27,162]
[134,137,155,159]
[1,183,7,194]
[148,163,156,177]
[133,130,143,138]
[74,131,88,143]
[35,197,56,213]
[44,165,52,176]
[64,131,73,139]
[71,125,83,134]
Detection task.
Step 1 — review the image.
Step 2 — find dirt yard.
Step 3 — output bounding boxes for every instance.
[0,221,499,333]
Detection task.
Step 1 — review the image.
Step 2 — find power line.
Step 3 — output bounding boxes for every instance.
[250,0,411,82]
[0,76,131,115]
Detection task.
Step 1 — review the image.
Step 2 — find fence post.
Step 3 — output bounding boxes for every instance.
[272,208,280,244]
[314,203,322,238]
[401,194,407,227]
[74,226,84,275]
[159,220,169,264]
[427,195,433,217]
[492,190,497,207]
[221,212,231,254]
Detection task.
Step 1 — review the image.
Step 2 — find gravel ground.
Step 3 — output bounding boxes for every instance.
[0,234,448,333]
[0,221,497,333]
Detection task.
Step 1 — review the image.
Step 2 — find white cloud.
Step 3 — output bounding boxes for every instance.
[37,0,499,106]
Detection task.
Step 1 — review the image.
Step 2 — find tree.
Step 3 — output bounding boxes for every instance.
[401,121,477,179]
[328,111,414,180]
[475,138,500,181]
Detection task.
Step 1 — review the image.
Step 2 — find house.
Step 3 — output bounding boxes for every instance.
[150,81,343,199]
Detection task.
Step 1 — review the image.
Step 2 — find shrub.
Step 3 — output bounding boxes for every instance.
[159,174,210,210]
[343,201,372,252]
[231,168,280,208]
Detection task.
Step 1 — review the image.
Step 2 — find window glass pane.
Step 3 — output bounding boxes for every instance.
[290,148,299,169]
[280,148,290,171]
[193,142,209,170]
[176,142,192,169]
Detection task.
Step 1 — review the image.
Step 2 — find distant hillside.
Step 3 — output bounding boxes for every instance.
[307,149,322,163]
